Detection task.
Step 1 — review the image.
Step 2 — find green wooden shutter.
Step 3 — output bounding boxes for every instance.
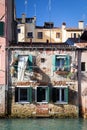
[15,87,18,102]
[65,55,70,71]
[52,55,56,71]
[65,87,68,103]
[27,87,32,103]
[0,22,4,36]
[28,55,33,72]
[46,87,50,103]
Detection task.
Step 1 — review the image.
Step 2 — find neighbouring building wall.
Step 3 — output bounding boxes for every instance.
[17,17,84,44]
[0,0,6,115]
[0,0,16,116]
[79,51,87,118]
[8,45,78,118]
[17,15,36,43]
[17,24,25,42]
[66,30,83,40]
[35,28,62,43]
[6,0,17,43]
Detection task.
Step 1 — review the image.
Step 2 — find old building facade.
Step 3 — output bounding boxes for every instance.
[7,43,79,117]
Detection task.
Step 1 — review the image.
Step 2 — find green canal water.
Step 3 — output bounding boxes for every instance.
[0,118,87,130]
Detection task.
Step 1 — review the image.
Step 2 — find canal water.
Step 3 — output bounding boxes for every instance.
[0,118,87,130]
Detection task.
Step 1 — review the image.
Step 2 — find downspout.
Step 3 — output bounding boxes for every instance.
[77,49,82,117]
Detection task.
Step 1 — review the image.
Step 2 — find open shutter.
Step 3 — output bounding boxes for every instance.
[65,87,68,103]
[37,87,42,102]
[27,87,32,103]
[13,54,18,72]
[0,22,4,36]
[28,55,33,72]
[52,55,56,71]
[46,87,50,103]
[15,87,18,102]
[65,55,70,71]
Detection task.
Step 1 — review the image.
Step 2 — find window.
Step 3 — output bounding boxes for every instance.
[37,32,43,39]
[81,62,85,71]
[74,33,76,38]
[36,87,49,103]
[27,32,33,38]
[46,39,49,43]
[12,55,33,79]
[15,87,32,103]
[52,87,68,104]
[0,22,4,36]
[71,33,76,38]
[18,29,21,33]
[56,32,60,38]
[41,58,45,63]
[52,55,70,71]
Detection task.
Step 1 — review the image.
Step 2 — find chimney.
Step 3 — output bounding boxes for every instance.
[62,22,66,29]
[78,21,84,29]
[22,13,26,23]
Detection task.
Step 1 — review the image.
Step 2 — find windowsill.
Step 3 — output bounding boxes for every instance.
[36,102,48,104]
[15,101,30,104]
[55,101,68,105]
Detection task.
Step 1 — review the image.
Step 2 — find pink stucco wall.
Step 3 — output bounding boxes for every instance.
[0,0,6,115]
[0,0,6,85]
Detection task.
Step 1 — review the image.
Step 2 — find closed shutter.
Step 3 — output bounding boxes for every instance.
[65,55,70,71]
[15,87,18,102]
[0,22,4,36]
[65,87,68,103]
[52,55,56,71]
[27,87,32,103]
[28,55,33,72]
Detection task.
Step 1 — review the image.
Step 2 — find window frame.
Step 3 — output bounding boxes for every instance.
[52,54,70,72]
[81,62,85,71]
[37,32,43,39]
[27,32,33,38]
[18,28,21,33]
[53,86,68,104]
[56,32,60,38]
[15,86,32,104]
[36,86,49,104]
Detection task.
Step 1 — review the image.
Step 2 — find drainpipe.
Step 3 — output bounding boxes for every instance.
[77,49,82,117]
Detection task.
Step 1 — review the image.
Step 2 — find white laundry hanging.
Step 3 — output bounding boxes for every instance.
[18,56,28,81]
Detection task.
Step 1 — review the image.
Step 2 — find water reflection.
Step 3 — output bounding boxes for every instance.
[0,118,87,130]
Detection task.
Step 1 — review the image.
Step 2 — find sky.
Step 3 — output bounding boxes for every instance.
[15,0,87,28]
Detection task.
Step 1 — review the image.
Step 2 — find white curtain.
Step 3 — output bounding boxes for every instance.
[18,56,28,81]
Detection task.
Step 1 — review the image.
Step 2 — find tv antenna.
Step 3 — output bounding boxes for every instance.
[49,0,52,43]
[34,4,36,16]
[25,0,28,16]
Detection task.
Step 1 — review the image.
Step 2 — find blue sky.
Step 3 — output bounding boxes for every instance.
[15,0,87,27]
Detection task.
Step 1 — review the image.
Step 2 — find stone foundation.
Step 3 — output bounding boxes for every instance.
[10,103,78,118]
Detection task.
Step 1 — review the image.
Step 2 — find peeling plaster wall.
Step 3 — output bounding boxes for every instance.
[8,48,78,118]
